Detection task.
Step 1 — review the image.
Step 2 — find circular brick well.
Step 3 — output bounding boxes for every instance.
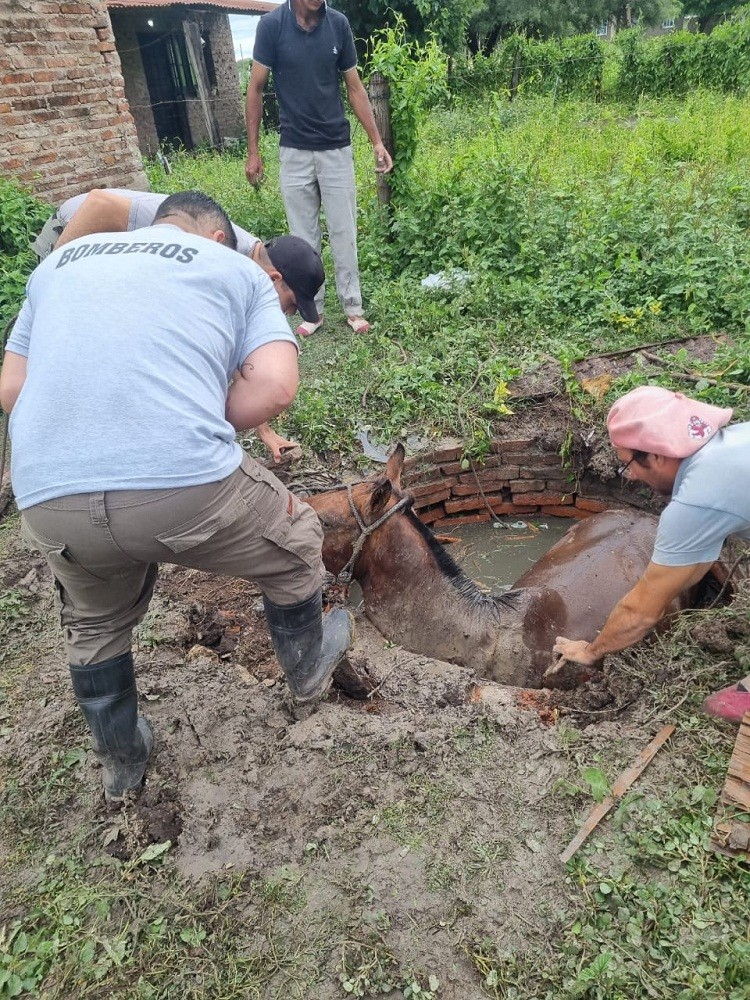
[401,438,634,529]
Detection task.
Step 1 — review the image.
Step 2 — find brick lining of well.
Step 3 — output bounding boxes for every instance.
[401,439,630,528]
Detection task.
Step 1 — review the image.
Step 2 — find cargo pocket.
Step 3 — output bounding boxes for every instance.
[238,454,323,571]
[21,521,108,584]
[155,489,248,554]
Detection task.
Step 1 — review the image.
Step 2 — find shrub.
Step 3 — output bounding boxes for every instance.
[0,178,50,329]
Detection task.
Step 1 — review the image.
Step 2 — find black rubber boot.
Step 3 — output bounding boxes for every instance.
[263,591,354,705]
[69,652,153,804]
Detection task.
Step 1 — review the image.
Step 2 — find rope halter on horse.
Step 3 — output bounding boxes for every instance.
[330,483,411,586]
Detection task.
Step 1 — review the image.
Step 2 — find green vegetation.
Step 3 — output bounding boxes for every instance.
[453,9,750,100]
[141,87,750,455]
[0,179,50,330]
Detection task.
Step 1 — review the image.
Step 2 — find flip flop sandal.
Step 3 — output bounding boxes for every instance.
[347,316,371,334]
[296,319,323,337]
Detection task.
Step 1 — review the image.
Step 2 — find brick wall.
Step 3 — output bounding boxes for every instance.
[0,0,148,206]
[402,439,658,529]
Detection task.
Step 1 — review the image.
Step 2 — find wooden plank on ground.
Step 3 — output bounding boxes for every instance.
[710,712,750,862]
[559,724,676,864]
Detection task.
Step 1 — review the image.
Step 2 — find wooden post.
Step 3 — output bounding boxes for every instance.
[184,21,222,149]
[368,72,393,209]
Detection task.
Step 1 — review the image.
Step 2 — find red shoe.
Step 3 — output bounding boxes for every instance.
[702,678,750,725]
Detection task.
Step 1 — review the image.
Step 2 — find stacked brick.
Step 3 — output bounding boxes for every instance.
[0,0,147,206]
[402,441,614,529]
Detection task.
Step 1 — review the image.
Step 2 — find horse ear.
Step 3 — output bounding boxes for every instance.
[385,443,405,487]
[370,477,392,515]
[370,443,405,515]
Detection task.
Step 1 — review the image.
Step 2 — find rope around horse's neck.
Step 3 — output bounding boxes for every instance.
[331,486,411,585]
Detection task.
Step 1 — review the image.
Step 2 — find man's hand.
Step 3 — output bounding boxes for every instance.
[256,423,300,464]
[552,637,599,665]
[374,143,393,174]
[245,152,265,187]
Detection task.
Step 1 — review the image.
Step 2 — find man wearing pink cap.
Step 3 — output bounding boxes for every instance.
[553,385,750,724]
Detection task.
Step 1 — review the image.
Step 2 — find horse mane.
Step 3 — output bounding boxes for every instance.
[403,501,522,612]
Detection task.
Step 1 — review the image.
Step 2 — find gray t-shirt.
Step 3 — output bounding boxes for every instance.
[58,189,260,257]
[653,423,750,565]
[6,225,297,510]
[253,1,358,150]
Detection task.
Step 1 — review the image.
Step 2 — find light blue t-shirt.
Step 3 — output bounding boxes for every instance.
[58,189,260,257]
[652,423,750,566]
[6,225,298,510]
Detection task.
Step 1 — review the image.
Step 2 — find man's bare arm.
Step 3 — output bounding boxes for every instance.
[245,62,271,185]
[343,68,393,173]
[226,341,299,432]
[255,422,299,463]
[0,351,28,413]
[55,190,133,249]
[553,560,713,665]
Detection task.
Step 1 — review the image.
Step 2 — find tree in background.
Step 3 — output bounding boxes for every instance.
[333,0,483,56]
[683,0,748,30]
[468,0,604,53]
[334,0,741,60]
[467,1,674,53]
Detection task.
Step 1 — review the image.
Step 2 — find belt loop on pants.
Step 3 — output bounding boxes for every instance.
[89,492,108,525]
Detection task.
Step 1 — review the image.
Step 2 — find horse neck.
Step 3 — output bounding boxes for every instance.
[357,508,509,629]
[352,504,545,685]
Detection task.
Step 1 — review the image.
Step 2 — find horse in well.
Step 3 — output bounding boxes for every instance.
[305,444,701,689]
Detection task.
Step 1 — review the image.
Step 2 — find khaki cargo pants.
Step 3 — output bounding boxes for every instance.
[21,453,324,666]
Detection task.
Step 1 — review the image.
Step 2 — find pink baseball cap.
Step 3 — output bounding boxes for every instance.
[607,386,732,458]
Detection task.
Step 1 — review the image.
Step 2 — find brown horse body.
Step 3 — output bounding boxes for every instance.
[306,446,670,688]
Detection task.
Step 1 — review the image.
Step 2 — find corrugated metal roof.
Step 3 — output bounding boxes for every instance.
[107,0,276,12]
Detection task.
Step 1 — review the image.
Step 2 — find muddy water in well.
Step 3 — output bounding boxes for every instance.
[348,515,574,608]
[447,516,573,590]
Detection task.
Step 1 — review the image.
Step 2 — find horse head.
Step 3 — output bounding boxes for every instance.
[306,444,411,581]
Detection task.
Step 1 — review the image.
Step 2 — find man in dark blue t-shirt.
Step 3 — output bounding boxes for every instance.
[245,0,393,337]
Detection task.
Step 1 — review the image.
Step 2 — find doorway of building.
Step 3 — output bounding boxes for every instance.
[138,31,195,149]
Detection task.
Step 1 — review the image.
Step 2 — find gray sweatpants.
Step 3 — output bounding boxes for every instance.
[279,145,363,318]
[21,452,324,665]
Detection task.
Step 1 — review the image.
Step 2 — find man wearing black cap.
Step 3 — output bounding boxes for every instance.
[33,188,325,463]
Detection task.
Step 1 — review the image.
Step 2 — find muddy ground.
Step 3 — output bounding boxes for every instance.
[1,528,677,998]
[1,343,746,998]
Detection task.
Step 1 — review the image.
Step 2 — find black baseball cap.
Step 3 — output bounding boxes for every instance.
[264,235,324,323]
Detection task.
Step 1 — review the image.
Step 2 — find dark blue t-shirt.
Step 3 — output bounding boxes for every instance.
[253,1,358,150]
